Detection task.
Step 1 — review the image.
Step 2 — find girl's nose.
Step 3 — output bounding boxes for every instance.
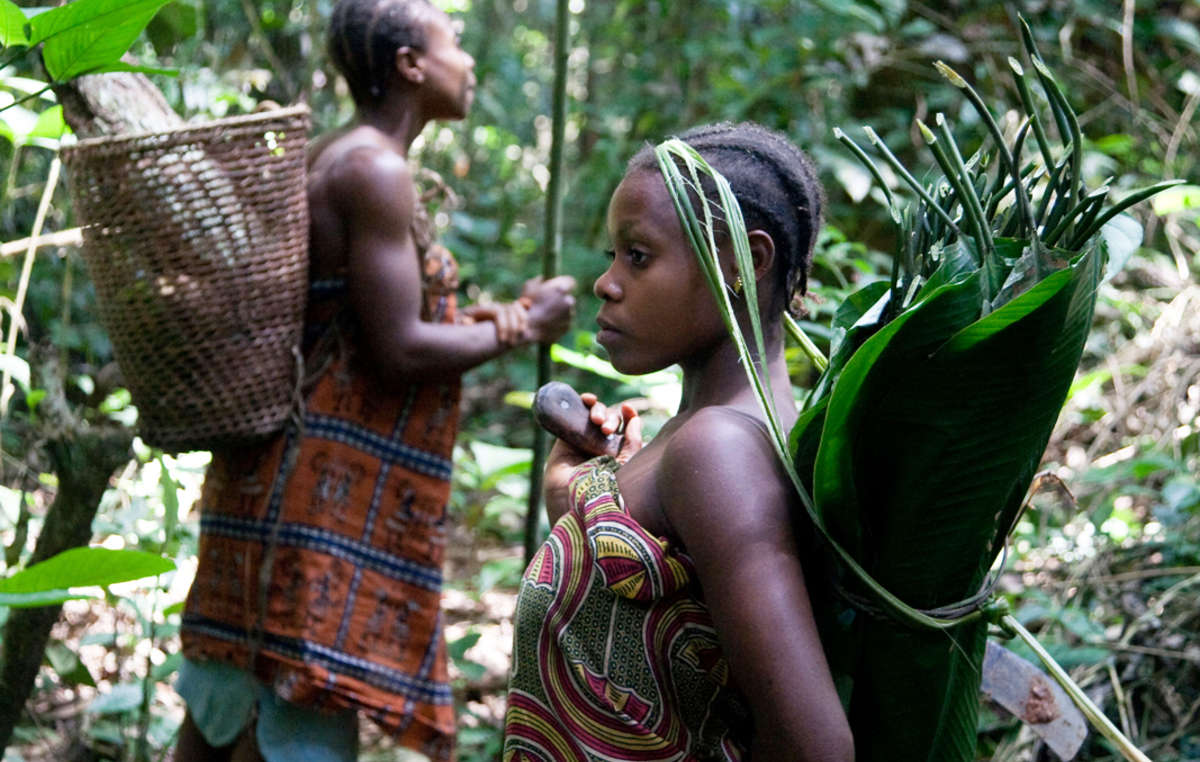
[594,267,621,301]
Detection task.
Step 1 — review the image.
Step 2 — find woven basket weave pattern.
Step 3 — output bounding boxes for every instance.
[63,106,311,452]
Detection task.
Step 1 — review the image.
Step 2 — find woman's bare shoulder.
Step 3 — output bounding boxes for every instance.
[311,127,410,191]
[308,128,415,226]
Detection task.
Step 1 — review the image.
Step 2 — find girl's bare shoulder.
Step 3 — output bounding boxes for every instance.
[658,407,793,525]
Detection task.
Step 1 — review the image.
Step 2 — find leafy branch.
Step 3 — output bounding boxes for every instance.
[0,0,176,115]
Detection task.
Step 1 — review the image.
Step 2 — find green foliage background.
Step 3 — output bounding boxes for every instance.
[1,0,1199,759]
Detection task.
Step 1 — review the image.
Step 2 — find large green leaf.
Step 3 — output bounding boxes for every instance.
[0,0,28,47]
[798,244,1103,757]
[0,547,174,608]
[814,270,984,555]
[29,0,173,82]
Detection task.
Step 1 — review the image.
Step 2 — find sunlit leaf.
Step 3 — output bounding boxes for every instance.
[0,353,31,392]
[0,546,174,600]
[469,441,530,479]
[1150,183,1200,215]
[31,0,174,82]
[1098,213,1142,284]
[0,0,29,47]
[28,104,66,141]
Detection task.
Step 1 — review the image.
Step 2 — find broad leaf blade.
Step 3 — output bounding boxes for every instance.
[0,546,174,600]
[814,270,984,557]
[0,0,29,47]
[31,0,172,82]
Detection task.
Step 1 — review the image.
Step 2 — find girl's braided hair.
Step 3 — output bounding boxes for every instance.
[628,122,824,314]
[328,0,432,108]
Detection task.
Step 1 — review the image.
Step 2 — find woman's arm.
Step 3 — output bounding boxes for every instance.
[331,146,576,382]
[659,409,854,761]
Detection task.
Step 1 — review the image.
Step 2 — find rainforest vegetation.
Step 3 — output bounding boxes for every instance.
[1,1,1199,759]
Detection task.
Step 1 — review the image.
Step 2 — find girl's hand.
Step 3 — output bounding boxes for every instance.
[543,395,642,524]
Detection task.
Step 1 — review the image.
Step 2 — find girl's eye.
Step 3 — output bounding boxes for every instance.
[603,249,616,261]
[628,249,649,266]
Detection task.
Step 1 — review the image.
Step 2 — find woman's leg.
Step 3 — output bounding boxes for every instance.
[176,710,234,762]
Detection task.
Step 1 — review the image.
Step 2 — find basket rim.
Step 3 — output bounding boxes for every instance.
[61,103,311,154]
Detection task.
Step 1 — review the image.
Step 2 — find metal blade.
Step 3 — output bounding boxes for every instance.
[981,640,1088,760]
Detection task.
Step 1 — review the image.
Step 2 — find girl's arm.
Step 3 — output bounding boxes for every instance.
[541,394,642,525]
[659,408,854,761]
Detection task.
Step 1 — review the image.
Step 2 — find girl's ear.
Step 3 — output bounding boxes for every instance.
[746,229,777,284]
[395,46,425,84]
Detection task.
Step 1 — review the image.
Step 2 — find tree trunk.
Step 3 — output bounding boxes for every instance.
[0,429,133,749]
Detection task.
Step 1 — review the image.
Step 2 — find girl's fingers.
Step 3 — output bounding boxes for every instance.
[616,413,643,464]
[588,401,608,427]
[602,406,622,435]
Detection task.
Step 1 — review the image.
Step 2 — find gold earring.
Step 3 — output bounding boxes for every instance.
[731,275,743,296]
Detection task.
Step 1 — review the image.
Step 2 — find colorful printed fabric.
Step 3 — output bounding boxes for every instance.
[503,458,752,762]
[181,240,463,761]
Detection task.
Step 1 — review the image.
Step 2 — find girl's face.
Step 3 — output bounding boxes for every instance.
[594,169,727,375]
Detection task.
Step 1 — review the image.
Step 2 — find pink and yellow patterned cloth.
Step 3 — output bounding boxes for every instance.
[504,457,751,761]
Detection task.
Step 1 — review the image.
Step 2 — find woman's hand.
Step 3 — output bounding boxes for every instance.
[543,394,643,525]
[460,301,529,346]
[523,275,577,345]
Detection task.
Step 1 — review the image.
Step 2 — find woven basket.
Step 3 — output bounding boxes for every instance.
[62,105,311,452]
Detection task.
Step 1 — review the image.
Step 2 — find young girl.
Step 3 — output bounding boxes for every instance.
[503,123,854,761]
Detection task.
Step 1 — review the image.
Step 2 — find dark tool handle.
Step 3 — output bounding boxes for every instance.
[532,381,622,458]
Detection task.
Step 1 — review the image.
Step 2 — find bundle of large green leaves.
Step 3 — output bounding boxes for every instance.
[657,20,1174,762]
[793,25,1182,758]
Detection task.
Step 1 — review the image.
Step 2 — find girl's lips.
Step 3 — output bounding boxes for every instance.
[595,318,621,345]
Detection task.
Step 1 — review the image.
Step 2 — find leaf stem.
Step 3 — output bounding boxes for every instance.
[1069,179,1187,249]
[861,125,962,236]
[1008,57,1055,169]
[784,314,828,372]
[1030,57,1084,239]
[832,127,902,225]
[936,60,1044,278]
[0,154,59,418]
[935,114,994,257]
[0,83,56,115]
[1044,186,1108,248]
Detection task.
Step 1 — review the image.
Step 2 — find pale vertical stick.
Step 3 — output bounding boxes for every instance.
[1,156,62,418]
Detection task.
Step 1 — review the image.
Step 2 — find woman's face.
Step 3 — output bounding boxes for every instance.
[594,169,728,375]
[415,7,476,120]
